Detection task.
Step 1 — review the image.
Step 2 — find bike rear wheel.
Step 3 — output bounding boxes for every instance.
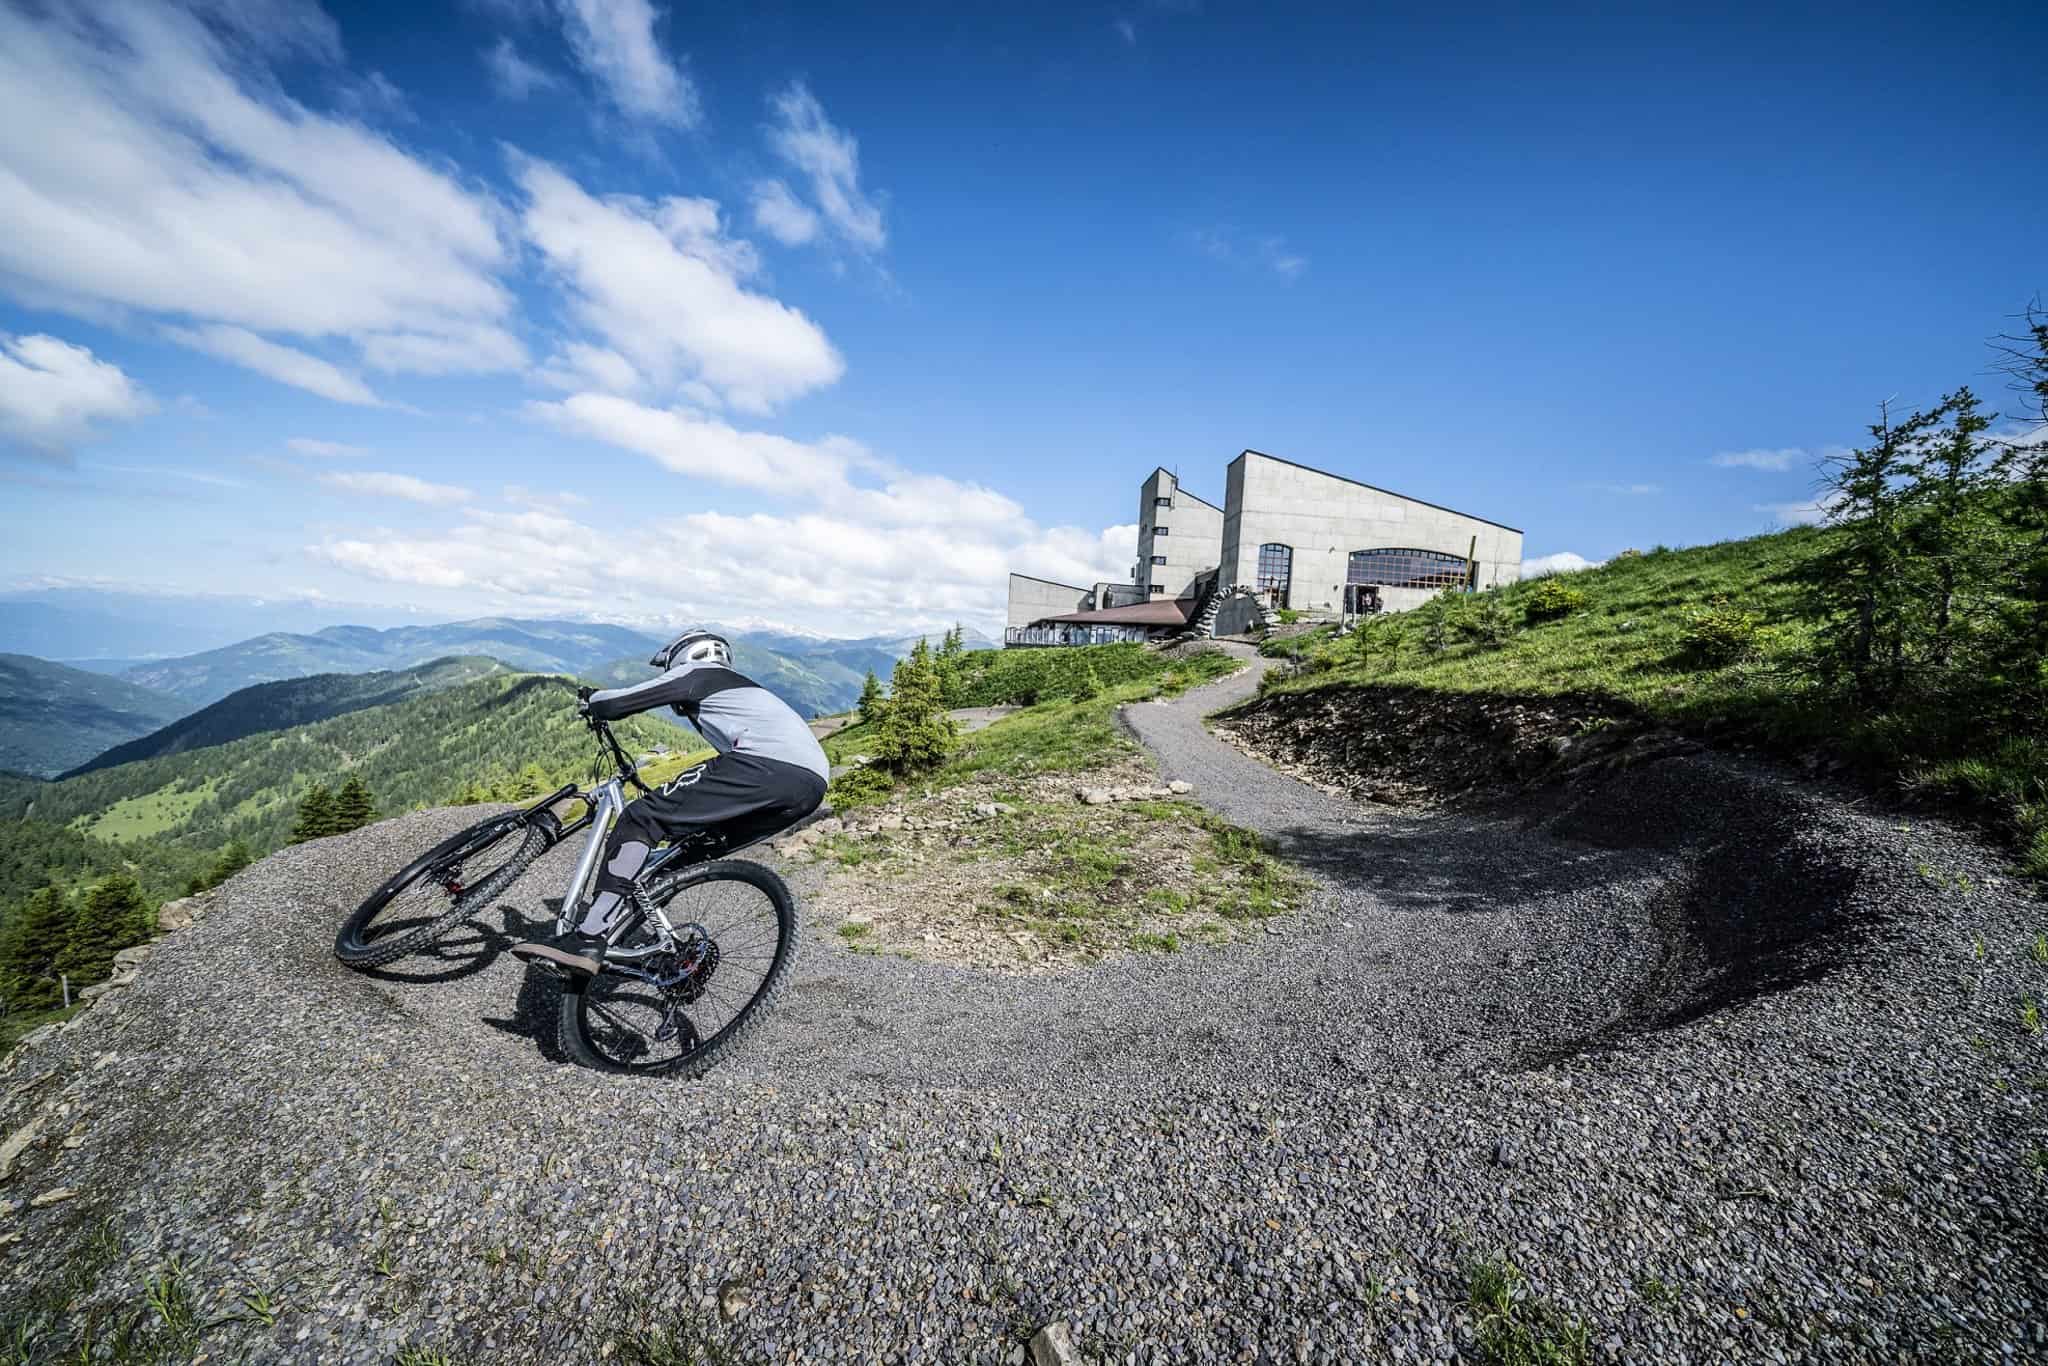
[335,814,549,968]
[557,859,797,1077]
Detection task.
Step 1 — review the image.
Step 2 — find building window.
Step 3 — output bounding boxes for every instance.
[1154,525,1168,536]
[1347,547,1471,591]
[1150,554,1167,565]
[1155,496,1172,508]
[1256,543,1293,610]
[1150,583,1165,593]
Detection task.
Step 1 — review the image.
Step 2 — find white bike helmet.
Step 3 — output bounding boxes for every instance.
[650,626,732,669]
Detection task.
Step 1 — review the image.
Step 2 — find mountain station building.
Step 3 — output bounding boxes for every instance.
[1005,449,1523,647]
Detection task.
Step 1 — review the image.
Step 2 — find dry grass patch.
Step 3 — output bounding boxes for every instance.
[793,760,1309,972]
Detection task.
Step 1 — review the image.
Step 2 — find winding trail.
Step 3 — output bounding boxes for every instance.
[4,650,2044,1362]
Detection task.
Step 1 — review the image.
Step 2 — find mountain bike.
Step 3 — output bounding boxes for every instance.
[333,715,802,1077]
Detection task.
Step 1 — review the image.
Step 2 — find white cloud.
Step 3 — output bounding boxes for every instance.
[1192,226,1307,280]
[92,462,244,489]
[1520,551,1601,578]
[165,325,382,407]
[287,437,367,459]
[534,342,643,395]
[1115,18,1138,45]
[0,1,518,391]
[483,35,558,98]
[762,83,885,253]
[0,332,154,458]
[514,155,843,413]
[1756,492,1842,527]
[749,179,821,247]
[554,0,696,127]
[359,325,529,376]
[1711,447,1804,471]
[526,393,862,494]
[318,470,474,505]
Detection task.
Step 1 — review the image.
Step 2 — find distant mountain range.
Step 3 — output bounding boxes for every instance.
[65,656,510,777]
[0,654,193,777]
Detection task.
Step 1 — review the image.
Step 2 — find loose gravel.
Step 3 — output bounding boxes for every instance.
[3,645,2046,1362]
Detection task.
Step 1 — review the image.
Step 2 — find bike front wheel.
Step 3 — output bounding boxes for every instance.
[335,814,548,969]
[557,859,797,1077]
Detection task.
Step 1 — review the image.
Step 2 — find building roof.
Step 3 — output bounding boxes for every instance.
[1039,597,1195,627]
[1151,466,1222,514]
[1007,570,1093,593]
[1233,449,1524,534]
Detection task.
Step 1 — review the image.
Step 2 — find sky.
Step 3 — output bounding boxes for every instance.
[0,0,2043,638]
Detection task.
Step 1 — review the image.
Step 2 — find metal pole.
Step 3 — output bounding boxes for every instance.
[60,974,70,1009]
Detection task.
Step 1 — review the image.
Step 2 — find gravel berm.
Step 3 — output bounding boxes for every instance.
[3,646,2044,1362]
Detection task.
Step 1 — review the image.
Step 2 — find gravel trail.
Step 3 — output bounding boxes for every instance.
[4,649,2045,1363]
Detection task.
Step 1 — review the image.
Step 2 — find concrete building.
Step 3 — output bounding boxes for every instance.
[1212,450,1522,633]
[1005,448,1521,645]
[1136,467,1226,600]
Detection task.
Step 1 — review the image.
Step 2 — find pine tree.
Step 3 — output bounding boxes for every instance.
[0,885,74,1011]
[205,839,253,888]
[58,874,151,988]
[856,670,886,726]
[1904,388,1998,674]
[871,639,956,775]
[289,784,336,844]
[333,776,378,832]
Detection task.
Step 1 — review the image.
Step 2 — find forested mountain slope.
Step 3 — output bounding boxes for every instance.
[0,655,193,778]
[3,673,677,855]
[115,618,659,706]
[65,657,509,777]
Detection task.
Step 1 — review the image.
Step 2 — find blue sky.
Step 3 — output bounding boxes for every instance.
[1,0,2042,637]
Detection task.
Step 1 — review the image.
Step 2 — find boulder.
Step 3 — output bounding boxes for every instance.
[1077,788,1112,806]
[1168,780,1194,795]
[111,944,153,969]
[157,897,200,932]
[1029,1321,1082,1366]
[78,981,119,1003]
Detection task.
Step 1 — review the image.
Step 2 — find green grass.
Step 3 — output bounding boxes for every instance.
[1254,527,2048,865]
[1465,1256,1591,1366]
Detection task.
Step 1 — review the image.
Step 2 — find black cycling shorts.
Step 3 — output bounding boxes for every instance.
[613,751,826,852]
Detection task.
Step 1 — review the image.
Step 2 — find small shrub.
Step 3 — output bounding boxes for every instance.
[1460,594,1517,647]
[1523,578,1585,624]
[826,766,893,810]
[1417,588,1465,654]
[1681,596,1761,665]
[1276,608,1301,624]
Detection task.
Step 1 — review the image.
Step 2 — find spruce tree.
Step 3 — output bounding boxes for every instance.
[1904,388,1998,674]
[333,776,378,832]
[205,839,253,888]
[290,784,336,844]
[0,885,74,1011]
[58,874,150,987]
[856,670,885,726]
[871,639,956,775]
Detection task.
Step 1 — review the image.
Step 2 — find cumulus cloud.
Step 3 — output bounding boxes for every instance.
[761,83,885,253]
[317,470,474,505]
[514,155,843,412]
[1520,551,1601,578]
[526,393,859,494]
[0,1,519,396]
[0,333,155,458]
[483,35,558,98]
[554,0,696,127]
[749,179,821,247]
[164,325,382,407]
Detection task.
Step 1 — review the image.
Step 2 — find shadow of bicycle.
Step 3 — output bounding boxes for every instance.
[361,898,574,1062]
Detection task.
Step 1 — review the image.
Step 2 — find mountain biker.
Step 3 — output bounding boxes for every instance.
[511,627,829,977]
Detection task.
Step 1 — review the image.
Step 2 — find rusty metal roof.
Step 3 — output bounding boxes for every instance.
[1038,598,1195,627]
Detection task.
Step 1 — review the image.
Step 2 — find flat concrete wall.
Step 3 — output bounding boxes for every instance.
[1213,594,1263,636]
[1095,581,1146,609]
[1137,468,1224,599]
[1219,452,1523,614]
[1007,573,1093,629]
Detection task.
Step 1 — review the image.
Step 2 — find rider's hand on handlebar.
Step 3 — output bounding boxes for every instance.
[575,685,595,715]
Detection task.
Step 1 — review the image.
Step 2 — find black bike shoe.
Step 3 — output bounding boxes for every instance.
[511,930,608,977]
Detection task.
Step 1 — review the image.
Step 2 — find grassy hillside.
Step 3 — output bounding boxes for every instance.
[0,654,194,777]
[1252,523,2046,872]
[118,617,658,705]
[5,673,677,855]
[66,656,509,776]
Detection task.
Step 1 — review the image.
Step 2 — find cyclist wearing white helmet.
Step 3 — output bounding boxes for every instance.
[512,626,828,977]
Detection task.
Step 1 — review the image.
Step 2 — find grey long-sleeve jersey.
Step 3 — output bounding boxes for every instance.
[585,661,830,783]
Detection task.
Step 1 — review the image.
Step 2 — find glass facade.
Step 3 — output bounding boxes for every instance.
[1347,548,1471,590]
[1256,543,1292,606]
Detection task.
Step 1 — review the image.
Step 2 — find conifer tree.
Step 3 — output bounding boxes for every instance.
[0,885,73,1011]
[856,670,886,725]
[871,639,956,775]
[58,873,150,987]
[289,784,337,844]
[206,839,253,887]
[1904,388,1998,673]
[333,776,378,832]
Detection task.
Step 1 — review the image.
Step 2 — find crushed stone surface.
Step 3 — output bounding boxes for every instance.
[3,644,2045,1363]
